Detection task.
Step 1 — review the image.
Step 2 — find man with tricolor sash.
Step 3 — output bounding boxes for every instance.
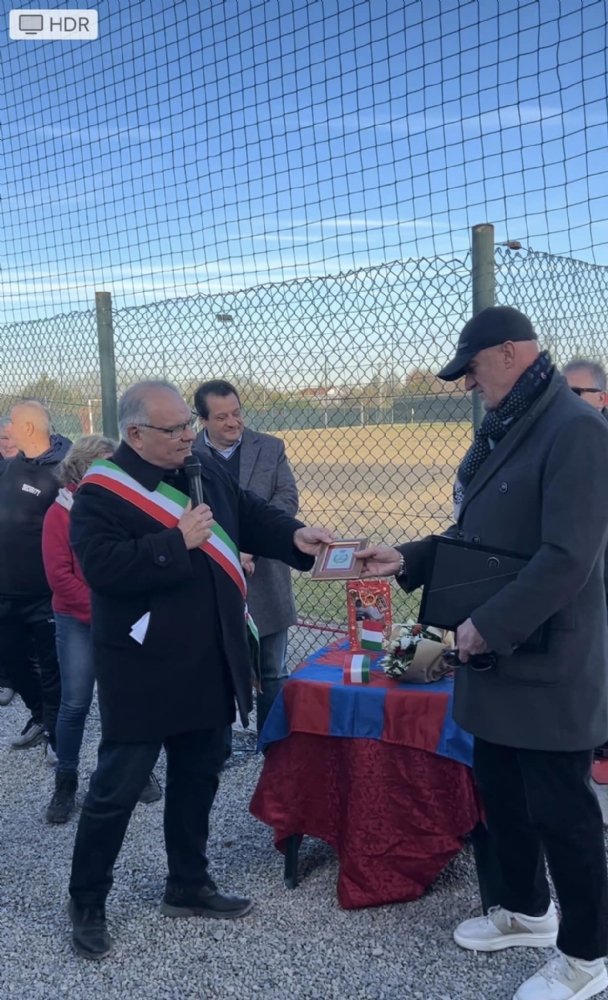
[65,380,331,960]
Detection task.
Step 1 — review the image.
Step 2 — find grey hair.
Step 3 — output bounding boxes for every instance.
[55,434,118,487]
[0,416,11,429]
[118,380,180,439]
[563,358,607,392]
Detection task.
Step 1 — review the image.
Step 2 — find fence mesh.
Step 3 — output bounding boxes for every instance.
[2,1,607,324]
[495,246,608,367]
[2,0,608,660]
[2,245,608,660]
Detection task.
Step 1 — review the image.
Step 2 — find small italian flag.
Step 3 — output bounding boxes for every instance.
[360,621,384,651]
[344,653,371,684]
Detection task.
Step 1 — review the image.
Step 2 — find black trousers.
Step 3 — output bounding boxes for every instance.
[474,737,608,960]
[0,640,41,719]
[0,596,60,743]
[69,727,226,907]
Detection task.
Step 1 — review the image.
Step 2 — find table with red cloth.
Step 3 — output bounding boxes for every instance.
[250,641,486,910]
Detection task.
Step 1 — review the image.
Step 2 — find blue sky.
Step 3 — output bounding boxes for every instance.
[1,0,607,323]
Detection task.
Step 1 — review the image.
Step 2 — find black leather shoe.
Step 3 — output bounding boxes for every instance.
[68,898,113,960]
[161,881,252,919]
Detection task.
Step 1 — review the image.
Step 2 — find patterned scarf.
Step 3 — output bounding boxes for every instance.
[453,351,554,518]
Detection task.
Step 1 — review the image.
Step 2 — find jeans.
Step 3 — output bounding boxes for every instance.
[0,596,61,745]
[474,737,608,960]
[69,727,226,907]
[55,613,95,772]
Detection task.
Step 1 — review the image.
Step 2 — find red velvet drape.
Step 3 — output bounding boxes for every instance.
[250,733,483,909]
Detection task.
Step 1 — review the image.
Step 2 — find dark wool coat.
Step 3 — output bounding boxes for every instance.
[399,371,608,751]
[69,443,313,743]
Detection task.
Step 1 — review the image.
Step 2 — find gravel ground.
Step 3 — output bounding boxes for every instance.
[1,696,606,1000]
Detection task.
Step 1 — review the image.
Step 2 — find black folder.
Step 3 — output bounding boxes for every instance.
[419,536,531,635]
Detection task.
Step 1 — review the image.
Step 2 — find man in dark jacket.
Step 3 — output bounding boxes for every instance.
[0,401,71,752]
[356,309,608,1000]
[67,380,330,960]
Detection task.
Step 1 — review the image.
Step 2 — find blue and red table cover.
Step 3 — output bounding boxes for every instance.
[259,640,473,768]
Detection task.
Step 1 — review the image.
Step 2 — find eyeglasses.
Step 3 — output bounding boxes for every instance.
[139,417,197,440]
[570,387,604,397]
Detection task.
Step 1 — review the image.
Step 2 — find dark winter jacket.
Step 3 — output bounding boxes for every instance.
[398,372,608,751]
[0,435,72,596]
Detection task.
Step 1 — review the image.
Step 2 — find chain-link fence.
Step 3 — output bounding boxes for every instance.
[1,240,608,660]
[495,246,608,364]
[3,2,607,325]
[0,309,100,438]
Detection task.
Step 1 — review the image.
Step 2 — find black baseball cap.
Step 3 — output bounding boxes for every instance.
[438,307,537,382]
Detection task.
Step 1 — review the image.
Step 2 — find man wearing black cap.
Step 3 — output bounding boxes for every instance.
[356,307,608,1000]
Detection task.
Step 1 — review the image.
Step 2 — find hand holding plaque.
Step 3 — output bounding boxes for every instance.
[293,525,335,555]
[311,538,369,580]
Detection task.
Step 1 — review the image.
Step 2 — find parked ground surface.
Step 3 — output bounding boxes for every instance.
[2,694,604,1000]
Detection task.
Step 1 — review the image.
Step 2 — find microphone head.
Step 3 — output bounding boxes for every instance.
[183,454,202,478]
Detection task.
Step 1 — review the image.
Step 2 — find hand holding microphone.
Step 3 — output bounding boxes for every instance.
[178,502,215,550]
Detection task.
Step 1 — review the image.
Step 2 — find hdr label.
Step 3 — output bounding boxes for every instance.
[9,9,98,39]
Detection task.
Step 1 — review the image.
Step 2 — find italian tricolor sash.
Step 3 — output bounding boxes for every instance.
[82,458,259,643]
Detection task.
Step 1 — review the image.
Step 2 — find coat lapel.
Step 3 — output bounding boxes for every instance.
[238,428,261,489]
[459,371,565,520]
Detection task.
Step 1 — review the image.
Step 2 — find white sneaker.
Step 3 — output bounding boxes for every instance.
[45,742,58,767]
[514,952,608,1000]
[454,902,559,951]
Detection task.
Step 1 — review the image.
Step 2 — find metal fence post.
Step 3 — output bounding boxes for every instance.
[95,291,119,440]
[471,224,495,433]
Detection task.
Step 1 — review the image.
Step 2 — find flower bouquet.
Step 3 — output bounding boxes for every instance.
[382,622,454,683]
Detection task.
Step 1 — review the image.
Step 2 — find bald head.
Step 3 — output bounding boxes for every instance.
[9,400,53,456]
[118,380,196,469]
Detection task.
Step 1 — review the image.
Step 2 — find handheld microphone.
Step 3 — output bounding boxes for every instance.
[183,454,204,508]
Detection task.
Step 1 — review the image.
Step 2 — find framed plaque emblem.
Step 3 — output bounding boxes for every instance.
[311,538,369,580]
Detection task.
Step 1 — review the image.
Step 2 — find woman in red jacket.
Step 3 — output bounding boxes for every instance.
[42,435,162,823]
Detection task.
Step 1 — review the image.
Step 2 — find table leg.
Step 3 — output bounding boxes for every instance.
[284,834,302,889]
[470,821,505,915]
